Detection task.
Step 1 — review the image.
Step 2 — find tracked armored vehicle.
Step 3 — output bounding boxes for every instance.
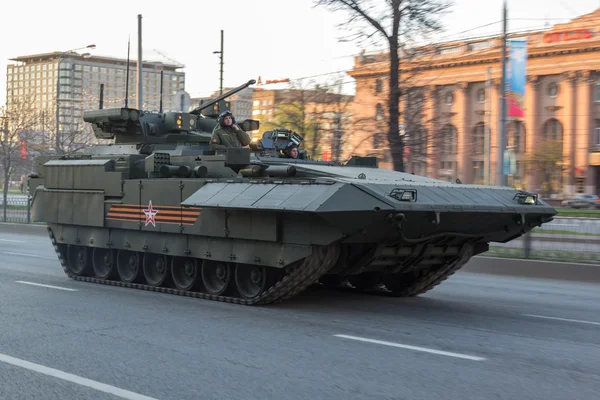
[28,79,556,305]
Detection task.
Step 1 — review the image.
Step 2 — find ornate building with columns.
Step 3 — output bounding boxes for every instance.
[346,8,600,197]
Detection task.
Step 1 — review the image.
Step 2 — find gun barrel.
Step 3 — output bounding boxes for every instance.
[189,79,256,115]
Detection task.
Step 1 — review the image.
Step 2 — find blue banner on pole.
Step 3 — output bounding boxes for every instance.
[503,149,516,175]
[506,39,527,118]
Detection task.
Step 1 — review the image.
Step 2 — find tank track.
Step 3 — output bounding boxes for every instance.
[47,227,340,306]
[383,242,474,297]
[320,242,475,297]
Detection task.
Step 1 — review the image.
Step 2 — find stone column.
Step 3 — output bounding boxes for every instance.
[562,71,577,196]
[575,71,595,193]
[424,85,438,178]
[525,75,541,191]
[454,82,470,183]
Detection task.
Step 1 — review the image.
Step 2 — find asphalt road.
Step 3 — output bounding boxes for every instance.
[0,227,599,400]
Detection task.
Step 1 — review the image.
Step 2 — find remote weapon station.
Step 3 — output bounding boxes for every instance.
[28,79,556,305]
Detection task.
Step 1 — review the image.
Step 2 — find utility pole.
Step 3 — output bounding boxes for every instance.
[137,14,143,111]
[220,30,224,95]
[496,0,508,187]
[213,30,224,95]
[485,67,492,185]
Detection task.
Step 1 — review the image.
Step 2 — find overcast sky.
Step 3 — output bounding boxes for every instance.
[1,0,598,105]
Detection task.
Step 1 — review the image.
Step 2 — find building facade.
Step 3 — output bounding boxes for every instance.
[347,8,600,197]
[5,51,185,150]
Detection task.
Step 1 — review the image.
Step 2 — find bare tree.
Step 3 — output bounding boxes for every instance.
[525,139,563,197]
[341,47,445,175]
[258,78,353,160]
[0,96,39,220]
[31,103,97,157]
[258,79,319,155]
[315,0,452,171]
[310,76,354,162]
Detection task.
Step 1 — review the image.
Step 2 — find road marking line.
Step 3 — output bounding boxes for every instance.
[0,239,25,243]
[523,314,600,326]
[4,252,50,259]
[334,334,486,361]
[0,352,158,400]
[16,281,78,292]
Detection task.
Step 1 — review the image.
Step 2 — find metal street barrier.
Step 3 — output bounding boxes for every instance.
[487,216,600,264]
[2,196,599,265]
[0,195,31,224]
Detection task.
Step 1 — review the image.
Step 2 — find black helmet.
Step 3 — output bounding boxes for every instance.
[283,143,298,158]
[217,110,235,127]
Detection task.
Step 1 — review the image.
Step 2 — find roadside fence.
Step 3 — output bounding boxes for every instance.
[3,196,599,264]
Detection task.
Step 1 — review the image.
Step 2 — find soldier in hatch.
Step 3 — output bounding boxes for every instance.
[209,110,251,152]
[283,144,299,159]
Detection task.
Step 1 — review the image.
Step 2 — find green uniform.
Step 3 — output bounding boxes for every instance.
[209,125,251,152]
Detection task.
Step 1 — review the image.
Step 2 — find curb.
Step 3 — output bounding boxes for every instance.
[0,222,47,236]
[1,222,599,284]
[462,256,600,284]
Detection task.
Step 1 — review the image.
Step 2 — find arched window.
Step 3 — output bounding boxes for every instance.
[375,103,384,121]
[410,125,426,157]
[507,121,526,153]
[375,79,383,93]
[441,124,457,155]
[473,122,485,154]
[543,118,563,141]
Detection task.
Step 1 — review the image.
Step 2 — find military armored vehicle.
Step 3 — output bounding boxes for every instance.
[28,79,557,305]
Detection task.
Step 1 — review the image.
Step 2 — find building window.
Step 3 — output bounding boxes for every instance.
[373,132,382,149]
[441,124,458,155]
[543,118,563,141]
[473,122,485,154]
[477,88,485,103]
[548,82,558,98]
[595,120,600,146]
[407,125,426,157]
[445,91,454,105]
[375,79,382,93]
[507,120,526,153]
[376,103,384,121]
[595,79,600,102]
[472,161,484,184]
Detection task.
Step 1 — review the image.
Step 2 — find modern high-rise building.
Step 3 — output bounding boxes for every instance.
[5,51,185,150]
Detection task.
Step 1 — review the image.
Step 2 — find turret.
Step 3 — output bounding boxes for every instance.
[249,128,308,159]
[82,79,260,145]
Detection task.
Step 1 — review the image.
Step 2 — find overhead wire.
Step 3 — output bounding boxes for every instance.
[281,18,561,86]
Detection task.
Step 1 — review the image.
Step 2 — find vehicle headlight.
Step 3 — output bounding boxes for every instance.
[524,196,536,205]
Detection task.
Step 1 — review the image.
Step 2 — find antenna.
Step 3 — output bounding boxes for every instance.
[125,36,130,108]
[99,83,104,109]
[137,14,143,110]
[159,70,164,113]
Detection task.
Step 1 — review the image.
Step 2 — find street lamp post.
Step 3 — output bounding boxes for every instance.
[0,115,9,222]
[55,44,95,153]
[213,30,224,95]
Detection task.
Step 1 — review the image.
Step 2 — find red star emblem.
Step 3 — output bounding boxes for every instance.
[143,200,159,227]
